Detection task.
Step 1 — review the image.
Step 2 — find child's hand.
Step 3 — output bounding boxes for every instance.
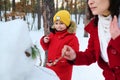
[43,36,50,43]
[110,15,120,39]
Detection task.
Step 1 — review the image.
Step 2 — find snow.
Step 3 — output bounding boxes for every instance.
[0,16,104,80]
[0,19,59,80]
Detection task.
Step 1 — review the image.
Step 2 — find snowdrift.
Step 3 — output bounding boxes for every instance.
[0,19,60,80]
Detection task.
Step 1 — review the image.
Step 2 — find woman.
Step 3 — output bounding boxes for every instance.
[62,0,120,80]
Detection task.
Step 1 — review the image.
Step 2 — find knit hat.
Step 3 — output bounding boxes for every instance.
[53,10,71,26]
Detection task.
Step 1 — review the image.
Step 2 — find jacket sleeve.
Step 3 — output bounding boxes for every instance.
[74,19,97,65]
[74,35,96,65]
[40,33,54,51]
[67,35,79,64]
[68,35,79,52]
[40,36,49,51]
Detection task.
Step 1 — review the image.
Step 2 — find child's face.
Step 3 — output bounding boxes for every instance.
[54,20,67,31]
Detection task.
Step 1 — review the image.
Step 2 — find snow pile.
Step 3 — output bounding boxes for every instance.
[0,19,59,80]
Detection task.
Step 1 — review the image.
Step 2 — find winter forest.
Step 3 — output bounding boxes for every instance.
[0,0,104,80]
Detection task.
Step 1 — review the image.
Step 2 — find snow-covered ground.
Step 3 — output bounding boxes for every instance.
[0,15,104,80]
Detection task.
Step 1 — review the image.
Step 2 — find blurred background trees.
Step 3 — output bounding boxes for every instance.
[0,0,89,37]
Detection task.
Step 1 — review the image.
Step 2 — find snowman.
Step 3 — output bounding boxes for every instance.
[0,19,60,80]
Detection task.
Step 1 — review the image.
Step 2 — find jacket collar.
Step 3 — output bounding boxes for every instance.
[54,29,74,39]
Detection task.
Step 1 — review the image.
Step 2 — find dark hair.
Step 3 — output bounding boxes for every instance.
[87,0,120,26]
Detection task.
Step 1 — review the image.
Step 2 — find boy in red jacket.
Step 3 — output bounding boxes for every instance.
[40,10,79,80]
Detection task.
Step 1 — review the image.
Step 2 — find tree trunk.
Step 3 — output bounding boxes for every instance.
[37,0,41,30]
[61,0,64,9]
[83,1,89,37]
[42,0,55,66]
[0,1,2,21]
[55,0,58,12]
[12,0,15,20]
[4,0,7,21]
[74,0,77,23]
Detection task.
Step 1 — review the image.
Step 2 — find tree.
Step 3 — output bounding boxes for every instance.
[12,0,15,20]
[83,0,89,37]
[4,0,7,21]
[55,0,58,12]
[36,0,41,30]
[0,0,4,21]
[42,0,55,66]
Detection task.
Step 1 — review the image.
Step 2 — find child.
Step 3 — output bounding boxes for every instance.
[40,10,79,80]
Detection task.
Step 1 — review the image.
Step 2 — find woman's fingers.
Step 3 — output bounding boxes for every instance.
[62,45,76,60]
[110,15,120,39]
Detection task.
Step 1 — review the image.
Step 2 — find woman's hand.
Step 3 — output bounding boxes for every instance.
[43,36,50,43]
[110,15,120,39]
[62,45,76,60]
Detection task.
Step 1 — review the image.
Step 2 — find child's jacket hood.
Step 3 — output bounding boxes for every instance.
[67,20,77,33]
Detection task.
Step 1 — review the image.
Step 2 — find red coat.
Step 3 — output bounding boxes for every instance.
[40,29,79,80]
[75,19,120,80]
